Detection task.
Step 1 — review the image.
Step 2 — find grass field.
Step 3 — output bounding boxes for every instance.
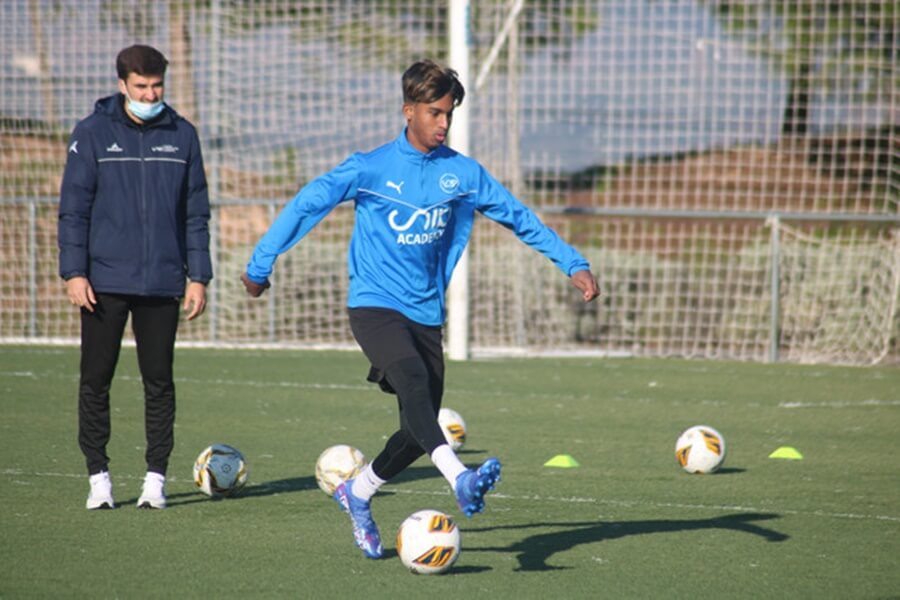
[1,345,898,598]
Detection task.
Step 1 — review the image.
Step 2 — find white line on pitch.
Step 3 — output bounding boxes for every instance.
[9,370,896,408]
[4,468,897,523]
[2,469,186,482]
[778,399,900,408]
[385,487,900,523]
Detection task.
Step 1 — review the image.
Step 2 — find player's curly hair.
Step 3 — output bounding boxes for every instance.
[402,60,465,107]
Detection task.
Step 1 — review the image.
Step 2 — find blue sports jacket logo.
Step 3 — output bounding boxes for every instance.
[389,204,451,246]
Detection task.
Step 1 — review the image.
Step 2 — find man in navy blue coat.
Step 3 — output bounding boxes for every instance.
[58,44,212,510]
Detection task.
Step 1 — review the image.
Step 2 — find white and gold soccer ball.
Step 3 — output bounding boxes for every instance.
[396,509,461,575]
[438,408,467,451]
[675,425,726,474]
[193,444,248,497]
[314,444,367,495]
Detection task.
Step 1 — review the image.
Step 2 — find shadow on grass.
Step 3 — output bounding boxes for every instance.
[713,467,746,475]
[158,476,319,506]
[163,464,452,506]
[467,513,788,572]
[447,565,493,575]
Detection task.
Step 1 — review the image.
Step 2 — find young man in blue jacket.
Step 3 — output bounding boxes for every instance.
[59,45,212,510]
[241,59,599,559]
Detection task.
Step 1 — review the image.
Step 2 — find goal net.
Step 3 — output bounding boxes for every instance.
[1,0,897,365]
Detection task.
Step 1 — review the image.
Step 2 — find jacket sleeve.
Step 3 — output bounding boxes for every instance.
[245,154,360,283]
[185,125,213,284]
[475,165,590,276]
[58,123,97,280]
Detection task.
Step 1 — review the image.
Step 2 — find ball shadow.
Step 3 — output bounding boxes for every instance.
[712,467,746,475]
[165,475,319,506]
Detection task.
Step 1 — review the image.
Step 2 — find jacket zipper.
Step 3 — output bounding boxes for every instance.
[140,129,148,293]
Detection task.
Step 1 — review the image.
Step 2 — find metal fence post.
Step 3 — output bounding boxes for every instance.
[28,200,37,338]
[207,0,222,343]
[768,215,781,363]
[267,202,277,342]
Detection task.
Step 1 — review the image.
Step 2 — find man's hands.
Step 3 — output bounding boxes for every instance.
[182,281,207,321]
[571,269,600,302]
[65,276,96,312]
[241,272,270,297]
[68,276,209,320]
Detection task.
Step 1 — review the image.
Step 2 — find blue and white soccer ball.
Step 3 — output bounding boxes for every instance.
[675,425,726,474]
[438,408,467,452]
[193,444,248,497]
[396,509,461,575]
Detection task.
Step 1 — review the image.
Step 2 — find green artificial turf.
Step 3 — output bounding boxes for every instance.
[1,346,897,598]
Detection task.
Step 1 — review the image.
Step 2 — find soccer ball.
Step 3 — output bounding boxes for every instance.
[675,425,726,474]
[396,509,461,575]
[438,408,467,451]
[193,444,248,497]
[315,444,367,495]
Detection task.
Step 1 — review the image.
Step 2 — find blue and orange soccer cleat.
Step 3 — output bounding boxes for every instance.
[333,479,383,559]
[455,457,502,517]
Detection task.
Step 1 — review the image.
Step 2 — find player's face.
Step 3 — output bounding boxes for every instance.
[403,93,455,153]
[118,73,165,104]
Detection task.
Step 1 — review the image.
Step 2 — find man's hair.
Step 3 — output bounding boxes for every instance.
[116,45,168,81]
[402,60,465,106]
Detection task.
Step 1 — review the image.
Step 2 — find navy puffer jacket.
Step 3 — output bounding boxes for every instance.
[58,94,212,296]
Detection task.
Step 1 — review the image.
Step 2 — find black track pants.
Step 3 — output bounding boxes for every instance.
[78,293,179,476]
[348,307,446,481]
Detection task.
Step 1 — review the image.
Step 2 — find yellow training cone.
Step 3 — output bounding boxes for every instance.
[544,454,580,468]
[769,446,803,460]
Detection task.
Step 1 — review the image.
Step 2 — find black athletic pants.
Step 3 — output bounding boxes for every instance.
[348,307,447,482]
[78,293,180,476]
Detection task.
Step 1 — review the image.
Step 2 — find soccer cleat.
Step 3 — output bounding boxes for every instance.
[137,472,167,509]
[86,471,115,510]
[455,457,502,517]
[333,479,383,559]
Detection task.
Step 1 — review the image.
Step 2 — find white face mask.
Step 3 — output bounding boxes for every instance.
[125,92,165,121]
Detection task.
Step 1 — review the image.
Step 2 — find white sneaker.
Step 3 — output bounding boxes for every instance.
[86,471,115,510]
[137,472,167,509]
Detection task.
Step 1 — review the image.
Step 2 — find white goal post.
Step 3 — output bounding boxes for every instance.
[446,0,473,361]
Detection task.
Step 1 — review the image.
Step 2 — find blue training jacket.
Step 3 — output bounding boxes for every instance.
[246,129,590,326]
[58,94,212,297]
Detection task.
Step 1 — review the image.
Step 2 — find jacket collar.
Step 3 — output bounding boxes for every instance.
[395,127,452,161]
[96,93,175,129]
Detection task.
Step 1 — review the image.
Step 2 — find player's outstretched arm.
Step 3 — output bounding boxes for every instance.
[241,272,270,297]
[571,269,600,303]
